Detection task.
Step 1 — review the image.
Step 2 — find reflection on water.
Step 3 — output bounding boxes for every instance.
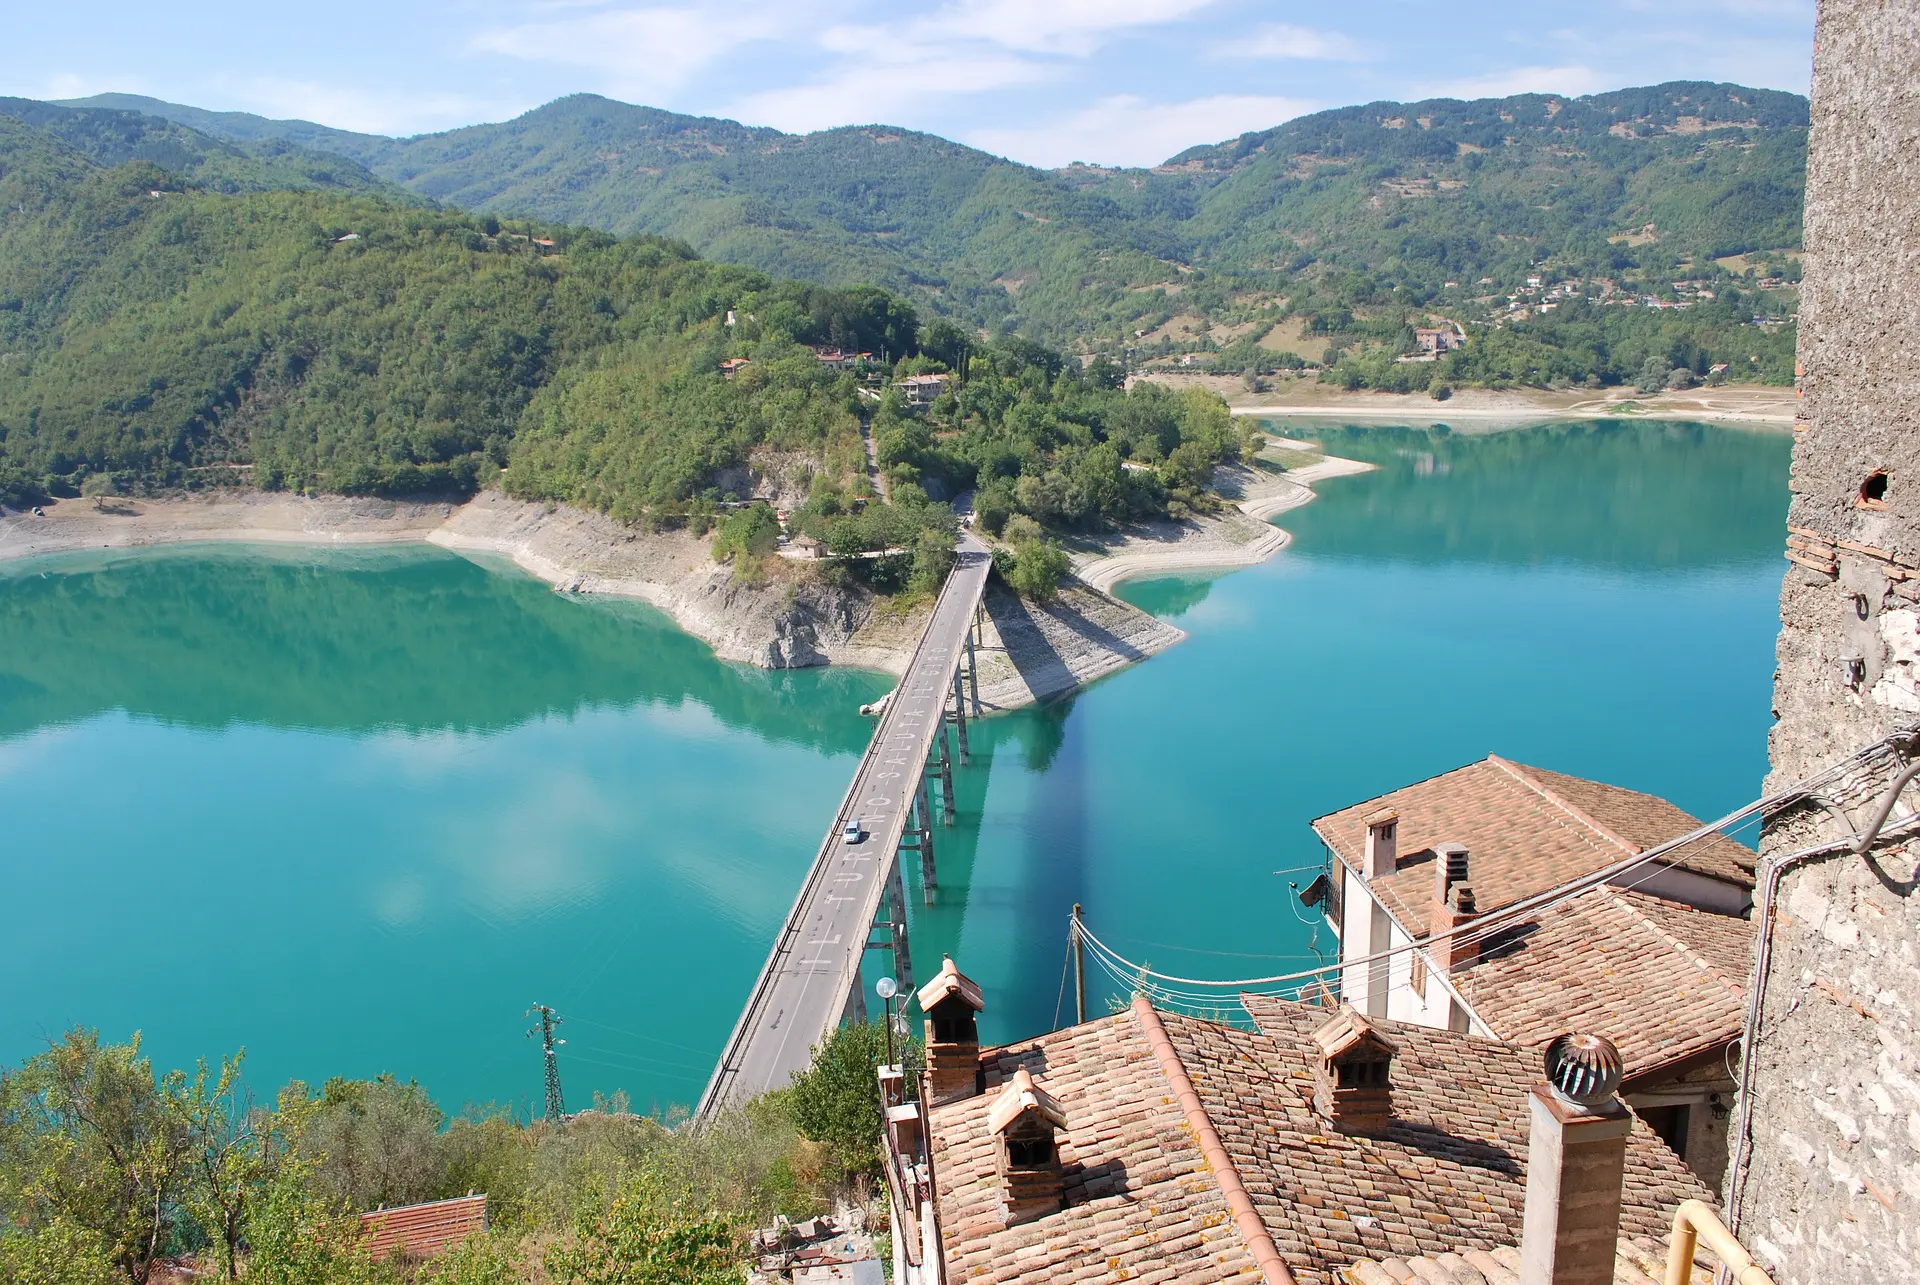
[0,544,889,1114]
[1266,419,1791,568]
[0,544,881,744]
[0,420,1794,1109]
[904,419,1791,1044]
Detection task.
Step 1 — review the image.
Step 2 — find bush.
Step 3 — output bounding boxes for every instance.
[785,1021,889,1186]
[1430,383,1452,401]
[1007,541,1071,604]
[711,504,781,565]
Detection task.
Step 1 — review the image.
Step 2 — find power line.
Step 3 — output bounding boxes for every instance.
[526,1003,566,1124]
[1075,726,1920,998]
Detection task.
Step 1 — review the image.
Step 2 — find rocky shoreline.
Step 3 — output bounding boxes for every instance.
[0,489,1191,711]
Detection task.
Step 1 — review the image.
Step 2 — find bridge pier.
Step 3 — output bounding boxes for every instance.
[967,608,983,715]
[950,671,970,766]
[936,723,956,825]
[842,967,868,1024]
[886,858,914,991]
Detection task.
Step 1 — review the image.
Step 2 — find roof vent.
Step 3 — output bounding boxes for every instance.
[1543,1033,1623,1109]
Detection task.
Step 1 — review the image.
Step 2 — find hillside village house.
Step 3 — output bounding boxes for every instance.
[881,957,1718,1285]
[894,373,951,406]
[1301,756,1755,1187]
[1415,324,1467,355]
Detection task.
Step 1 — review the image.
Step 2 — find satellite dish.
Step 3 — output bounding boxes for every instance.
[875,977,898,1000]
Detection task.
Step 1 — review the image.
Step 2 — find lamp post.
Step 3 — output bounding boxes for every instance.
[876,976,898,1068]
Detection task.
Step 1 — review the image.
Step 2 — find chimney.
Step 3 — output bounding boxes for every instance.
[1309,1005,1398,1137]
[915,956,985,1105]
[986,1067,1067,1225]
[1433,841,1470,903]
[1432,882,1480,973]
[1364,809,1399,878]
[1519,1034,1631,1285]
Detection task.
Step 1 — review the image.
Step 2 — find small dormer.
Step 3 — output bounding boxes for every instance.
[916,956,985,1104]
[986,1067,1067,1225]
[1364,808,1399,878]
[1311,1006,1399,1137]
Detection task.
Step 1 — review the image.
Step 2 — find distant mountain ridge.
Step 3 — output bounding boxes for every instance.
[48,83,1809,346]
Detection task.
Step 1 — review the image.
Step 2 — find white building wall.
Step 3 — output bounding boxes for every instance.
[1335,865,1490,1036]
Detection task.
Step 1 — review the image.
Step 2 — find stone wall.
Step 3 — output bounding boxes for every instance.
[1729,3,1920,1279]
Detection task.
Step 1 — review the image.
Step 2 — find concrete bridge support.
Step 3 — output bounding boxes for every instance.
[886,858,914,991]
[936,725,956,825]
[950,672,970,766]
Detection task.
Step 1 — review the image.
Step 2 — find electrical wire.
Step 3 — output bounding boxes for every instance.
[1078,728,1920,1003]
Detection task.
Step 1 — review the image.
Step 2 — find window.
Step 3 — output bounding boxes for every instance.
[1410,949,1428,1000]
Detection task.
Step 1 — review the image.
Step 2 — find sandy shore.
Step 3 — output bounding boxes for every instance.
[1072,445,1374,594]
[1139,373,1798,428]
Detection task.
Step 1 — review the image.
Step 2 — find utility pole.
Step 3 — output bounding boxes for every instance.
[1071,904,1087,1024]
[526,1004,566,1125]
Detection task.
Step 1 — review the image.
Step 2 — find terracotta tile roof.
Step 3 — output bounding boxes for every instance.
[985,1067,1067,1134]
[1339,1236,1713,1285]
[927,997,1711,1285]
[1311,757,1754,937]
[358,1194,487,1262]
[930,1006,1265,1284]
[1450,887,1751,1082]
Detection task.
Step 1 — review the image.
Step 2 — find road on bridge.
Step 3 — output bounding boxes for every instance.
[699,533,990,1117]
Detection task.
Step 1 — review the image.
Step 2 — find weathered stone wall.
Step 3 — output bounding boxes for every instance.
[1730,4,1920,1279]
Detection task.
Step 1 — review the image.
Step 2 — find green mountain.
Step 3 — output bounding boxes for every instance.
[0,113,1249,564]
[0,98,407,198]
[59,82,1808,353]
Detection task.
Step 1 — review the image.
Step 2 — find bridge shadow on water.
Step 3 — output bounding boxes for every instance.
[899,691,1091,1049]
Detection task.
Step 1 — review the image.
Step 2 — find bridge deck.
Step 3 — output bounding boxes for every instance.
[697,534,990,1118]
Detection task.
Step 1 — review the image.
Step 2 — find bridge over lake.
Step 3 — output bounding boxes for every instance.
[697,533,991,1119]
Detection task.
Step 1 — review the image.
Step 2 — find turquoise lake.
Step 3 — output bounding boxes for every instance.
[0,419,1792,1115]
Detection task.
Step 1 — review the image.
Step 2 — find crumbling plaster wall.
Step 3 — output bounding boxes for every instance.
[1730,4,1920,1280]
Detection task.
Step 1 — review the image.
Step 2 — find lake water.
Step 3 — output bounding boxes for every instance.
[0,420,1791,1114]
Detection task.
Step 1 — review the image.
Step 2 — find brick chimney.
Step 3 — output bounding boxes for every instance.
[1363,809,1399,878]
[1519,1034,1631,1285]
[1309,1005,1398,1137]
[1432,882,1480,973]
[916,956,985,1105]
[987,1067,1067,1225]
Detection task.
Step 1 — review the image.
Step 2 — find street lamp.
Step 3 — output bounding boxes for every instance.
[876,976,898,1068]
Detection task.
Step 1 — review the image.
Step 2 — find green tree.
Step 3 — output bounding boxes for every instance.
[1007,541,1071,604]
[784,1022,888,1185]
[240,1158,386,1285]
[544,1175,739,1285]
[296,1076,443,1214]
[0,1031,202,1285]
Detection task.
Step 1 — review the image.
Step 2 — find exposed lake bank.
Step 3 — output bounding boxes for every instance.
[1139,374,1798,427]
[0,489,1188,712]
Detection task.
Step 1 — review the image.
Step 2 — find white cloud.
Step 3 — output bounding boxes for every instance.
[725,37,1053,134]
[1218,23,1366,61]
[1417,65,1609,101]
[925,0,1221,56]
[218,76,505,134]
[968,92,1320,169]
[469,3,805,96]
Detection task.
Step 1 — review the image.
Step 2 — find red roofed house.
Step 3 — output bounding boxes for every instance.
[1303,755,1755,1186]
[358,1193,487,1264]
[879,957,1722,1285]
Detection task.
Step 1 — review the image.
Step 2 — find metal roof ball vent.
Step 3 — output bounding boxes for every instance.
[1544,1033,1623,1108]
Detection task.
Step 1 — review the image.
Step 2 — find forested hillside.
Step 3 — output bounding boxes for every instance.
[0,114,1249,566]
[63,83,1809,365]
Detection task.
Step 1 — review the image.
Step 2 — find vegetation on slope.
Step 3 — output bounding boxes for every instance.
[58,82,1809,380]
[0,1024,898,1283]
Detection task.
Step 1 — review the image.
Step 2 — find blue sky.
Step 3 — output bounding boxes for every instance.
[4,1,1814,167]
